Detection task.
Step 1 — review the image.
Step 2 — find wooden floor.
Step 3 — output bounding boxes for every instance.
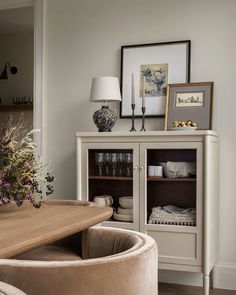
[159,283,236,295]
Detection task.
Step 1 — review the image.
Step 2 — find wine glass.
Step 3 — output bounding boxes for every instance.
[104,153,111,176]
[124,153,133,177]
[117,153,125,176]
[95,153,104,176]
[111,153,118,176]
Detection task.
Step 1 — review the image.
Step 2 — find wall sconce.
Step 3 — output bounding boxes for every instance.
[0,62,18,80]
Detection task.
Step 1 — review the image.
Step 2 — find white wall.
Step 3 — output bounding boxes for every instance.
[43,0,236,288]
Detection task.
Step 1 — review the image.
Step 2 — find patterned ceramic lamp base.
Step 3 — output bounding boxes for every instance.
[93,105,117,132]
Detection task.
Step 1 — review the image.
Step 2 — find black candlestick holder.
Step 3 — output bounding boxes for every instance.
[140,107,146,131]
[130,104,136,132]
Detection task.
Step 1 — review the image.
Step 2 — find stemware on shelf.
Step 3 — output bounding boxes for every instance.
[95,152,104,176]
[104,152,111,176]
[124,153,133,177]
[111,153,118,176]
[117,153,125,176]
[95,152,133,177]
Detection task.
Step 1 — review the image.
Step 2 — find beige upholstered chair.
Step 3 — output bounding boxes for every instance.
[0,282,26,295]
[0,227,158,295]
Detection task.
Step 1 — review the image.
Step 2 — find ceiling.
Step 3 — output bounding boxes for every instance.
[0,6,34,35]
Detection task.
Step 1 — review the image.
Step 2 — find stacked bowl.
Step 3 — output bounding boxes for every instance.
[113,196,133,222]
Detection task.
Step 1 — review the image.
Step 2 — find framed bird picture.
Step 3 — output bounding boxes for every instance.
[120,40,191,118]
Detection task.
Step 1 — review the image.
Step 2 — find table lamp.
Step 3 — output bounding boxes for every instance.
[90,76,121,132]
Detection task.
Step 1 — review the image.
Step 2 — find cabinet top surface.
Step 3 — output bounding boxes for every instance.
[75,130,218,138]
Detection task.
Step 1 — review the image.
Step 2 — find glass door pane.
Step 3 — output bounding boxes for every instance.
[88,148,135,227]
[146,149,197,227]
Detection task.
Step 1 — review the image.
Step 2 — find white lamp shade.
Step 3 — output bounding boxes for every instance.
[90,76,121,102]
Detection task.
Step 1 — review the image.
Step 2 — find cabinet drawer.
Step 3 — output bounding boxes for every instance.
[147,230,201,266]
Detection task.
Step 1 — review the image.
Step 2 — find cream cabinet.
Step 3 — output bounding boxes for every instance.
[76,131,218,295]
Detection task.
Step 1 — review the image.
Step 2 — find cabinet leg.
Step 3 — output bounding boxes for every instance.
[203,275,210,295]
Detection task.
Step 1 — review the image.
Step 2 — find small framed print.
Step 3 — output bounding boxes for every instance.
[120,40,191,118]
[165,82,213,130]
[175,91,204,108]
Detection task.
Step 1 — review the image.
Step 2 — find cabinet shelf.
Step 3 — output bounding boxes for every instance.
[89,176,133,181]
[147,177,196,182]
[0,104,33,112]
[147,223,197,232]
[108,219,133,224]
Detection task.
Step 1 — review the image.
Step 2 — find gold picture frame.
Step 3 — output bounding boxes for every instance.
[165,82,213,130]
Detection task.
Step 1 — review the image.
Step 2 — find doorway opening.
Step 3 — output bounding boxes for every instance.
[0,6,34,130]
[0,0,43,156]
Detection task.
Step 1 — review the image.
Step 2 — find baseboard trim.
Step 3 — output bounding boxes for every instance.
[158,269,203,287]
[159,262,236,291]
[213,262,236,290]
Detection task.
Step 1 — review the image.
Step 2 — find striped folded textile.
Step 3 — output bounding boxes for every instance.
[148,206,196,226]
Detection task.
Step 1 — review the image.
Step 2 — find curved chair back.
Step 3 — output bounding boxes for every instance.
[0,282,26,295]
[0,227,157,295]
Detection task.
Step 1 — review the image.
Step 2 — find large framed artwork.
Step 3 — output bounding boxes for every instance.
[120,40,191,118]
[165,82,213,130]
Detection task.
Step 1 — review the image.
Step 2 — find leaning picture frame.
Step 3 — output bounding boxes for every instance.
[165,82,213,130]
[120,40,191,118]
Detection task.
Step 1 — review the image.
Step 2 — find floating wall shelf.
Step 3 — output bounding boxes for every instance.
[0,105,33,112]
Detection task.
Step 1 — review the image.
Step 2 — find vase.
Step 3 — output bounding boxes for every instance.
[93,105,117,132]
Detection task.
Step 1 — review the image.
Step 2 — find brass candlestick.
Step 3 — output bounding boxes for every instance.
[130,104,136,132]
[140,107,146,131]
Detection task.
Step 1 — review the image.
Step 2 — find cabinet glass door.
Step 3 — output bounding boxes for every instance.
[146,148,197,226]
[80,143,139,230]
[140,142,203,267]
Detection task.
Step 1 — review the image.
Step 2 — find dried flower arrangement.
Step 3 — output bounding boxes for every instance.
[0,115,54,208]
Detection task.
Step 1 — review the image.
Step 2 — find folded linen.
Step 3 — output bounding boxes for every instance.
[148,205,196,226]
[167,161,196,178]
[159,161,196,178]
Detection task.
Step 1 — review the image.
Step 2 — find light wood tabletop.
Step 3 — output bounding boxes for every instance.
[0,200,113,259]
